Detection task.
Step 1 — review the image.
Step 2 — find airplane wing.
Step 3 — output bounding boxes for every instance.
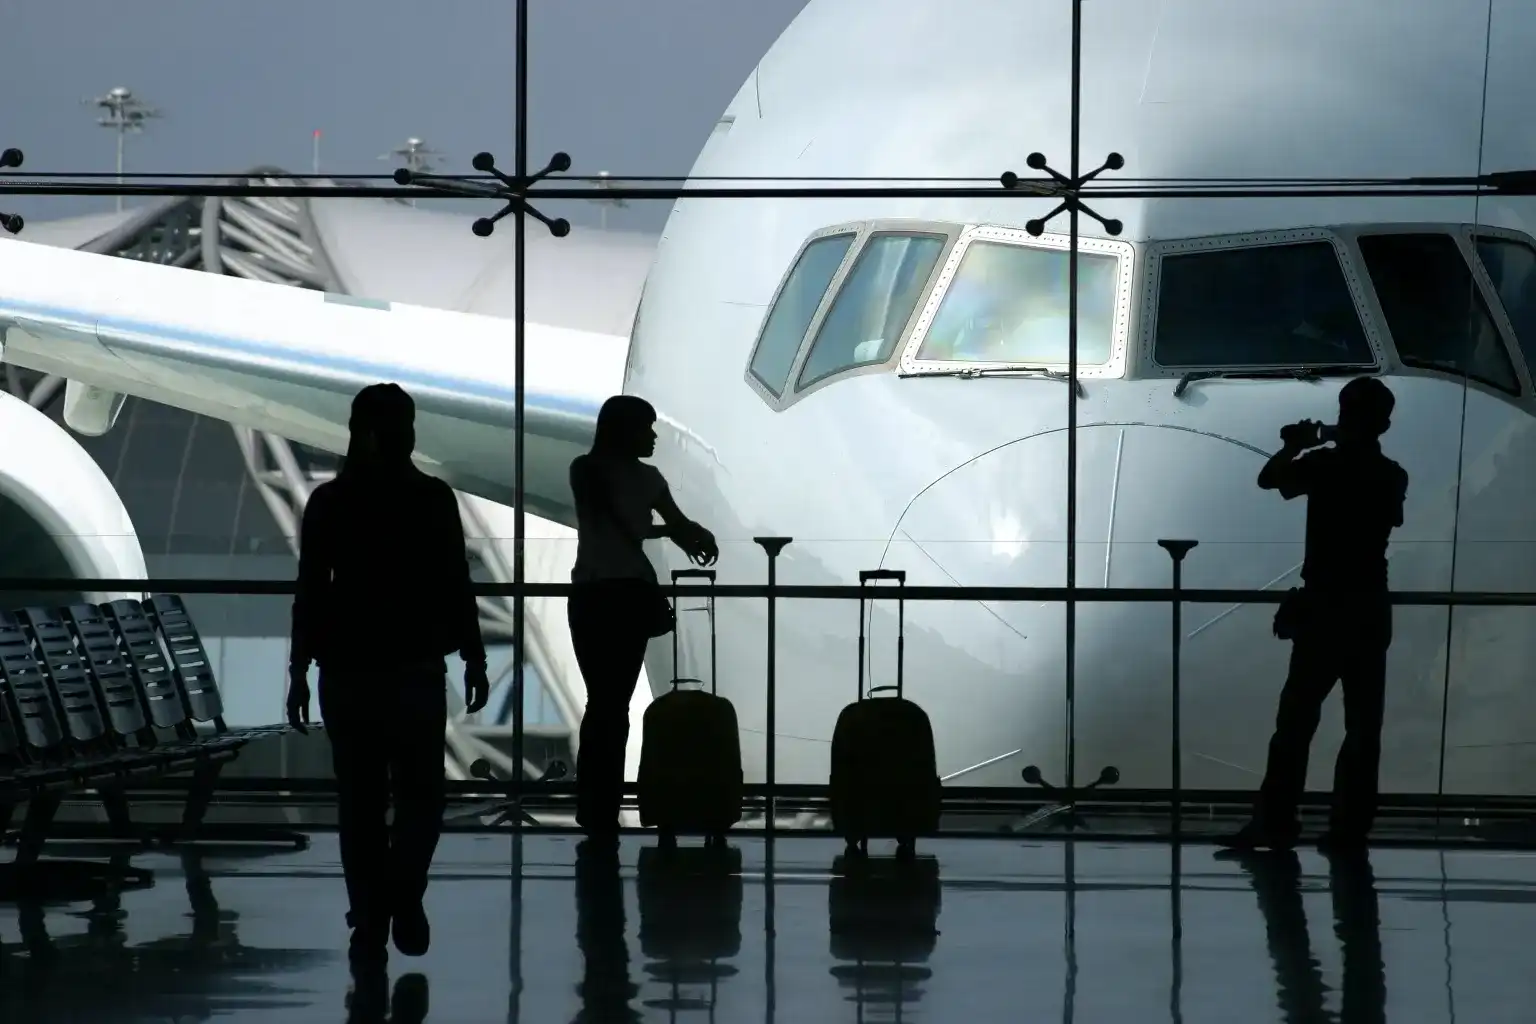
[0,239,626,526]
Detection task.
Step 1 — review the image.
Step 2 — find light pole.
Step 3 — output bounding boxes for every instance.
[380,137,442,207]
[86,87,160,213]
[591,170,628,230]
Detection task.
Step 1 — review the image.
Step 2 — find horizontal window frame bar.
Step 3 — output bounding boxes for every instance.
[6,575,1534,607]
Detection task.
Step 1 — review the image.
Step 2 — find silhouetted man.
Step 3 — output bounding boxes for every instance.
[1222,377,1407,853]
[286,383,490,968]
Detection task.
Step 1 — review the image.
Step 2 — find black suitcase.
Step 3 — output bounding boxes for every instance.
[828,569,942,858]
[637,569,743,847]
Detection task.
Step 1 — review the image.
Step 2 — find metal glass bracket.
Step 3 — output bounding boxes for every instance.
[1000,151,1125,236]
[394,150,573,238]
[1,148,26,234]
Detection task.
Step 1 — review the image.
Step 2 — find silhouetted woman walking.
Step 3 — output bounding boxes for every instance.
[287,382,489,968]
[568,395,717,842]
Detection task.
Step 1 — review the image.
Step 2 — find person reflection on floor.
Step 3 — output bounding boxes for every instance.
[572,839,642,1023]
[286,382,491,968]
[346,971,430,1024]
[1225,849,1387,1024]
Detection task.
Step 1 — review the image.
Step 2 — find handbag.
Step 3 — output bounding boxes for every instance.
[589,469,676,639]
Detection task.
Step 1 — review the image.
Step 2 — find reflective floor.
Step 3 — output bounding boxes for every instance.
[1,830,1532,1022]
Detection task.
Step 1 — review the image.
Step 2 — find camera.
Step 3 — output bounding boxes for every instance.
[1280,420,1337,447]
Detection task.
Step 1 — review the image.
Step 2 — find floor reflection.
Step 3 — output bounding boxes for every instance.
[1224,849,1387,1024]
[637,842,743,1019]
[0,848,327,1023]
[346,970,430,1024]
[571,839,642,1023]
[827,853,942,1022]
[4,832,1530,1023]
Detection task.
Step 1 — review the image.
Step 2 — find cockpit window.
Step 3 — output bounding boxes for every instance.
[1473,236,1536,373]
[1358,233,1519,395]
[748,233,855,395]
[796,232,946,388]
[915,241,1119,365]
[1153,241,1374,367]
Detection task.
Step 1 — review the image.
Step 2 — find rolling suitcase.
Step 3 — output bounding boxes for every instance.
[829,569,942,858]
[637,568,744,848]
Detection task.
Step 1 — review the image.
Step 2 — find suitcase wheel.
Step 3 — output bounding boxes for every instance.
[844,838,869,858]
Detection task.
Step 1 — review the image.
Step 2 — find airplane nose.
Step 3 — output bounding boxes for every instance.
[879,424,1305,790]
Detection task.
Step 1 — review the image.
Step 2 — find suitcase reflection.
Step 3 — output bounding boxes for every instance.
[829,851,942,1022]
[636,842,743,1018]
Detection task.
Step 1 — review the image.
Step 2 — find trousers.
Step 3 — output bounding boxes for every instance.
[1256,595,1391,837]
[568,581,654,833]
[320,664,448,926]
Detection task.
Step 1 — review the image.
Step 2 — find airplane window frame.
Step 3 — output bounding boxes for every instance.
[792,228,953,395]
[898,225,1136,380]
[747,220,965,411]
[1462,224,1536,393]
[1340,224,1527,399]
[1139,228,1386,378]
[743,224,862,404]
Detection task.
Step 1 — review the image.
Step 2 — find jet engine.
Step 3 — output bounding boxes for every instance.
[0,386,147,607]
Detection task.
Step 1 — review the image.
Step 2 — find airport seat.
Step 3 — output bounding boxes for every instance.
[17,607,192,769]
[94,597,307,850]
[60,602,198,754]
[15,607,206,837]
[68,603,237,755]
[0,608,160,868]
[0,645,80,805]
[142,593,288,740]
[97,599,245,751]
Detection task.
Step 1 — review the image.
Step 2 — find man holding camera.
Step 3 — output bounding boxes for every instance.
[1220,377,1408,854]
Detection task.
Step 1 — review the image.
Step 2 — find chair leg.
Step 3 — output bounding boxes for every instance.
[99,786,138,840]
[166,753,309,851]
[180,759,223,835]
[16,792,63,867]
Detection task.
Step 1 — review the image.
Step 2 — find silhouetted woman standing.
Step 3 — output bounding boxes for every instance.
[568,395,717,842]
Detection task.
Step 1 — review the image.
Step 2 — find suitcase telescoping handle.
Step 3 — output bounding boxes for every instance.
[670,568,717,695]
[856,569,906,701]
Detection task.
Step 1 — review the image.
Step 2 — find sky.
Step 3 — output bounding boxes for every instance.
[0,0,811,230]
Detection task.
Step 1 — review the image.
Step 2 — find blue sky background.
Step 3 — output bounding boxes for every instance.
[0,0,810,229]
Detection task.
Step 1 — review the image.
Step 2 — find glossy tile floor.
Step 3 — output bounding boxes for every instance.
[1,830,1533,1022]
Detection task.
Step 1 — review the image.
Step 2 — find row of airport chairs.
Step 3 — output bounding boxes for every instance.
[0,594,298,870]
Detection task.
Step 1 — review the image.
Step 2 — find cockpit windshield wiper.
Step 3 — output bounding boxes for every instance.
[1173,365,1372,399]
[900,365,1086,397]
